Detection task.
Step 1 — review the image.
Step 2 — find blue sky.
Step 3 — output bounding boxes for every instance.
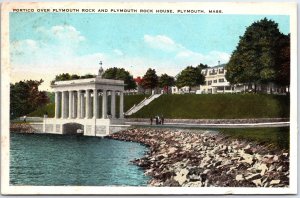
[10,13,289,90]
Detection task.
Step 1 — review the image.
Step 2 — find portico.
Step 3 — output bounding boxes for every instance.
[43,74,127,136]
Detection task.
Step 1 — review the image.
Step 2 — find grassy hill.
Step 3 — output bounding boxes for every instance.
[130,94,289,119]
[28,94,149,118]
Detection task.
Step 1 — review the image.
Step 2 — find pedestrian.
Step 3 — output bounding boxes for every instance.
[23,115,27,123]
[161,115,164,125]
[150,117,153,125]
[155,116,158,125]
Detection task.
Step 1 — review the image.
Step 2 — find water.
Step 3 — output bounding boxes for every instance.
[10,133,149,186]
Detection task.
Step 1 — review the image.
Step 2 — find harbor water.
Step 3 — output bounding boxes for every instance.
[10,133,149,186]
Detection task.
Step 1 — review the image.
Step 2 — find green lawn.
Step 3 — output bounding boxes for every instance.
[130,94,289,119]
[219,127,289,150]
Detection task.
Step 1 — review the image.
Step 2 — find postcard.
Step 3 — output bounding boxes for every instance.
[1,2,297,195]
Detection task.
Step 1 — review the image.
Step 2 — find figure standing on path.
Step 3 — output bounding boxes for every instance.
[161,115,164,125]
[23,115,27,123]
[155,116,158,125]
[150,117,153,125]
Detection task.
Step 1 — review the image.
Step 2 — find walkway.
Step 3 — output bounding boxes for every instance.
[125,121,290,128]
[125,94,162,116]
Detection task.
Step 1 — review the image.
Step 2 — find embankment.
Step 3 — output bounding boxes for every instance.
[109,128,289,187]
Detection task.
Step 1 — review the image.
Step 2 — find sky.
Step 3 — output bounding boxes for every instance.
[9,13,290,90]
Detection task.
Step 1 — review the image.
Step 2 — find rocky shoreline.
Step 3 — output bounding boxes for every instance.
[10,123,37,133]
[109,128,289,187]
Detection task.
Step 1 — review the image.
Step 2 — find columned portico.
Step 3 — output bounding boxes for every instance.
[46,72,126,137]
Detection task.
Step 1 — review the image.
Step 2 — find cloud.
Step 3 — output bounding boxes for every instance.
[37,25,85,43]
[144,34,185,52]
[144,34,230,66]
[113,49,124,56]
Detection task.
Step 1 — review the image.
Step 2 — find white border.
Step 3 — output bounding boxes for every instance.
[1,2,297,195]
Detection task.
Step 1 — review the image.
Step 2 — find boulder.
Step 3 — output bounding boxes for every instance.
[252,179,262,187]
[236,174,244,181]
[174,168,189,185]
[245,173,261,181]
[270,180,280,185]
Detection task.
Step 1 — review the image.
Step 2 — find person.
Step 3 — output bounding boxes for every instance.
[150,117,153,125]
[23,115,27,123]
[161,115,164,125]
[155,116,158,125]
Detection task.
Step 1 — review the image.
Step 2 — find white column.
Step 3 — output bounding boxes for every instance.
[86,90,90,119]
[72,91,76,118]
[111,90,116,119]
[77,91,81,119]
[81,92,84,118]
[102,90,107,119]
[120,91,124,119]
[61,91,66,118]
[55,91,59,118]
[93,89,99,119]
[68,91,72,119]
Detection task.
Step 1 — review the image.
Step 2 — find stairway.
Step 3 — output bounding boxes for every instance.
[125,94,162,116]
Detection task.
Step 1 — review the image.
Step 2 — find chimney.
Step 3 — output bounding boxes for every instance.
[218,60,220,66]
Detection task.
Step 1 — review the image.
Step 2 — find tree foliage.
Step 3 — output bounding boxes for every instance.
[158,74,175,93]
[102,67,137,90]
[51,73,96,85]
[141,68,158,91]
[176,66,205,91]
[274,34,290,86]
[226,18,290,90]
[10,80,49,119]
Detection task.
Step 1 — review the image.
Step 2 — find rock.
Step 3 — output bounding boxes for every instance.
[214,161,222,167]
[203,169,210,174]
[273,155,279,162]
[236,174,244,181]
[252,179,262,187]
[163,179,180,186]
[245,173,261,181]
[167,147,177,154]
[174,168,189,185]
[270,180,280,185]
[183,181,202,187]
[244,148,253,155]
[257,163,268,176]
[277,166,283,172]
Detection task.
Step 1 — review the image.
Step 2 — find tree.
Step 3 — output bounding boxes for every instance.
[274,34,290,87]
[51,73,96,85]
[158,74,175,94]
[176,66,205,92]
[10,80,49,119]
[141,68,158,93]
[102,67,137,90]
[197,63,208,70]
[225,18,288,92]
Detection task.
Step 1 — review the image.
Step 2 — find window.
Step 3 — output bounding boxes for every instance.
[213,80,217,83]
[208,81,212,85]
[225,86,231,90]
[219,78,225,83]
[219,69,224,74]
